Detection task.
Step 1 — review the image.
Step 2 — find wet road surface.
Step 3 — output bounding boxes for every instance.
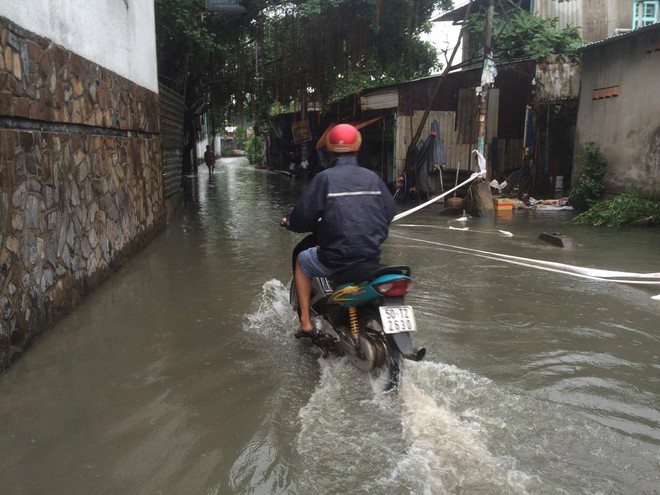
[1,157,659,494]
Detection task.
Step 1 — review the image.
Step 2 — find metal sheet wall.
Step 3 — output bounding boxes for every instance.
[533,0,632,41]
[396,106,524,193]
[158,83,185,199]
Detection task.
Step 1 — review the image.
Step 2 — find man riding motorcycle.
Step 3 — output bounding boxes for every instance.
[281,123,397,337]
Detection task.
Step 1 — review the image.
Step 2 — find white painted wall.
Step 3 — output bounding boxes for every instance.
[0,0,158,92]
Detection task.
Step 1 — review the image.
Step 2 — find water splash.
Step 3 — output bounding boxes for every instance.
[394,362,534,494]
[399,360,660,493]
[244,279,295,338]
[239,281,660,494]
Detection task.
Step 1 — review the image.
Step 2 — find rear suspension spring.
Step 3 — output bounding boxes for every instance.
[349,307,359,335]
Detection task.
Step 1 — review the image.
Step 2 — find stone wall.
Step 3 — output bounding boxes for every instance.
[0,17,165,371]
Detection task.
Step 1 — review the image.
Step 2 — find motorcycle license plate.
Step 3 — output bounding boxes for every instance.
[379,306,417,334]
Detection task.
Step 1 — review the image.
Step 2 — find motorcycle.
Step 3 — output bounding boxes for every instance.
[288,235,426,391]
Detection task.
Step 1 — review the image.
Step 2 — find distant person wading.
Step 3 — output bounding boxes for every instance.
[204,145,216,174]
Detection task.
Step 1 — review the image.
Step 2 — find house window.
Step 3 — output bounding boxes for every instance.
[634,1,659,28]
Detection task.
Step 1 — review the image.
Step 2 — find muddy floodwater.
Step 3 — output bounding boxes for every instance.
[1,157,659,494]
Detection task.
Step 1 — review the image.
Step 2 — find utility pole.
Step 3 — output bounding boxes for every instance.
[476,0,494,179]
[466,0,495,217]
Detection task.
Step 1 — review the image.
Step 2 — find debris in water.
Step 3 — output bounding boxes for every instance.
[539,232,574,248]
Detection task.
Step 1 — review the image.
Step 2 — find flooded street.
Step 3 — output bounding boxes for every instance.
[1,157,659,494]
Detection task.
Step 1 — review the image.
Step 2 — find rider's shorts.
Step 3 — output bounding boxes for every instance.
[297,247,334,278]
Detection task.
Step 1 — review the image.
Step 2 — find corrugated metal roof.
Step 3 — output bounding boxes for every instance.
[360,89,398,110]
[579,22,660,50]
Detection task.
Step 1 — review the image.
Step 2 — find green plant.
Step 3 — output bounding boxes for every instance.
[233,126,247,151]
[574,189,660,227]
[246,135,263,165]
[569,142,607,209]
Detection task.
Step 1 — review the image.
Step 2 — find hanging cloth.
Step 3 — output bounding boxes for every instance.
[524,106,536,152]
[430,120,446,166]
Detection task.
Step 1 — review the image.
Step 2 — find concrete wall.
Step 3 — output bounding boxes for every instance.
[0,0,158,92]
[0,5,164,371]
[573,25,660,195]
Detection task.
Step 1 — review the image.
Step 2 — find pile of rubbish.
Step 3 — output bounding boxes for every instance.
[513,196,573,211]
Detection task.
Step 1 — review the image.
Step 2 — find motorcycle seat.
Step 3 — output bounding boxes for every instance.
[330,263,411,286]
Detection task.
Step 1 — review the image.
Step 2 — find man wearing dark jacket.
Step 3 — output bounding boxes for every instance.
[282,124,396,336]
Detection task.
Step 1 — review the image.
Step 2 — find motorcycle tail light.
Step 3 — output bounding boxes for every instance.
[374,279,412,297]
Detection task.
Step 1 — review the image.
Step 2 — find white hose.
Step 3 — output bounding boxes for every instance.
[389,232,660,286]
[389,165,659,297]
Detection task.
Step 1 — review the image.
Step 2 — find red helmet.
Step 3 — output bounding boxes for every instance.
[326,124,362,153]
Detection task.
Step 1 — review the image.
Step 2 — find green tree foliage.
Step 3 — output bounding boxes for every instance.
[155,0,452,131]
[155,0,259,120]
[465,0,583,63]
[155,0,254,170]
[285,0,448,103]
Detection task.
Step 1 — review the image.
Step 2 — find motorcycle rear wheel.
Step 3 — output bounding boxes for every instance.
[359,308,402,392]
